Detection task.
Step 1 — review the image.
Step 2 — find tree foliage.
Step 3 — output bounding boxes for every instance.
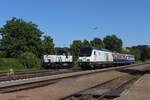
[90,38,104,49]
[128,45,150,61]
[82,40,91,47]
[70,40,83,64]
[0,17,44,57]
[42,36,55,55]
[19,52,42,68]
[103,35,122,52]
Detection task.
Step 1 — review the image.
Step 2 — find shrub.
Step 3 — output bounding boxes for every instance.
[0,58,24,71]
[19,52,42,68]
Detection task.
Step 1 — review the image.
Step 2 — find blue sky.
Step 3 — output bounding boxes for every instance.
[0,0,150,47]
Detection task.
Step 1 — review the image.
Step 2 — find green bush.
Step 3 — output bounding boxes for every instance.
[19,52,42,68]
[0,51,7,58]
[0,58,24,71]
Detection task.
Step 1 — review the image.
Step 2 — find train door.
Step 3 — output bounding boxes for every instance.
[93,51,97,62]
[105,53,109,61]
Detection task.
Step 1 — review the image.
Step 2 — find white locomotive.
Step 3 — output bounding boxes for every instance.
[78,47,135,69]
[78,47,113,69]
[43,50,73,69]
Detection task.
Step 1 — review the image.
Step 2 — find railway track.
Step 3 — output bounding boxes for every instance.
[0,63,149,93]
[60,65,150,100]
[62,75,138,100]
[0,63,145,82]
[0,67,81,82]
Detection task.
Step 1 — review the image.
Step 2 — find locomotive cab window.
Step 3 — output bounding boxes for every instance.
[79,47,92,57]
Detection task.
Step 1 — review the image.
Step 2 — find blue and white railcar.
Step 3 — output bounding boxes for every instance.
[78,47,113,69]
[112,53,126,64]
[125,54,135,64]
[112,53,135,65]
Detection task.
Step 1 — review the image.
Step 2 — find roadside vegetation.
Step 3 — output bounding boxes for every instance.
[0,17,149,71]
[0,58,41,72]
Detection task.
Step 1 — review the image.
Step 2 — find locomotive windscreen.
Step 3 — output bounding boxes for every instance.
[57,50,68,55]
[79,47,92,57]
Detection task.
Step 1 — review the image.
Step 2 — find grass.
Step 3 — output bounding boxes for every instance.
[0,58,41,72]
[135,59,150,64]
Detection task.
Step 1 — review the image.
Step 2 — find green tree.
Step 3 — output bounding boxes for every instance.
[121,48,130,54]
[83,40,91,47]
[70,40,83,65]
[128,45,150,61]
[137,45,149,61]
[90,38,104,49]
[42,36,55,55]
[0,17,43,57]
[19,52,42,68]
[103,35,122,52]
[128,47,141,61]
[148,46,150,59]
